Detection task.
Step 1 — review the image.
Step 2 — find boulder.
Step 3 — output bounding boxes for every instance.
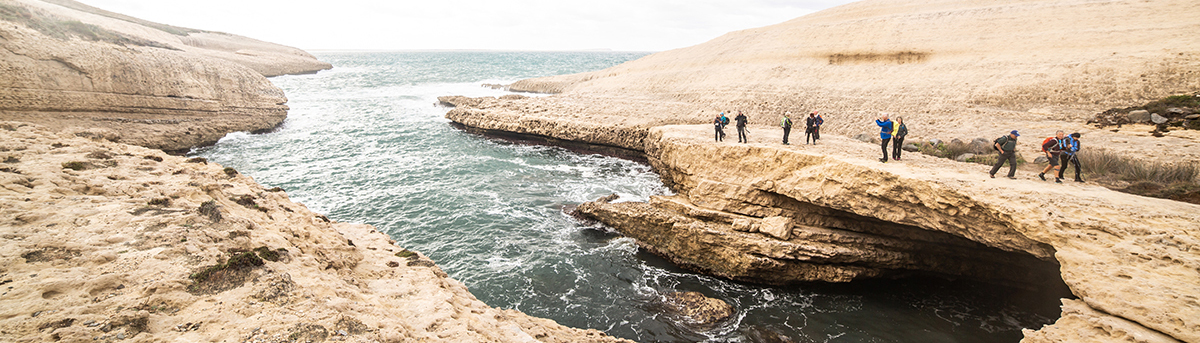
[1185,114,1200,120]
[902,143,919,152]
[970,138,992,153]
[950,138,965,146]
[853,133,873,143]
[1167,107,1185,115]
[732,218,755,232]
[1151,113,1169,124]
[662,292,734,329]
[928,138,943,147]
[955,153,975,162]
[1128,110,1152,123]
[757,216,793,240]
[1034,156,1048,164]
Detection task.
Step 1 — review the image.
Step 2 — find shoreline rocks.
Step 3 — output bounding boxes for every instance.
[0,122,631,342]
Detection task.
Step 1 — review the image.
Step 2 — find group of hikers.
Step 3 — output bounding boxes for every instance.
[712,110,1084,183]
[713,111,824,145]
[989,129,1084,183]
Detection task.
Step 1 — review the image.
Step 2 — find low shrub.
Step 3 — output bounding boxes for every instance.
[1077,149,1199,184]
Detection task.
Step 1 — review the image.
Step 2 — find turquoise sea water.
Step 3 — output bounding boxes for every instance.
[193,51,1063,342]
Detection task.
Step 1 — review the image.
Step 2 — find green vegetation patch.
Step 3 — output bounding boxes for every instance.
[187,251,263,295]
[232,195,269,213]
[394,249,416,259]
[198,200,221,222]
[223,167,238,177]
[253,246,286,262]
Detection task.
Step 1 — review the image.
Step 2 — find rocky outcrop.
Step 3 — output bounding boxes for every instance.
[0,0,333,152]
[659,292,734,330]
[0,122,630,342]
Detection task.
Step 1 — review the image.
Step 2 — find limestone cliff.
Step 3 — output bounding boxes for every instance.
[459,0,1200,163]
[0,0,332,152]
[0,122,629,342]
[443,1,1200,341]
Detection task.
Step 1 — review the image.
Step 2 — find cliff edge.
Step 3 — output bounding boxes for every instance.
[444,0,1200,341]
[0,122,629,342]
[0,0,333,152]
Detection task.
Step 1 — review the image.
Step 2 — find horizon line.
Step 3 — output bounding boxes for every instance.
[304,48,660,53]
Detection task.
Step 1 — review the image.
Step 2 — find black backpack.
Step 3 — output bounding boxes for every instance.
[993,136,1008,152]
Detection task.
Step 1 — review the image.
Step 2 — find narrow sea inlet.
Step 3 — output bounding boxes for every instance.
[193,51,1064,342]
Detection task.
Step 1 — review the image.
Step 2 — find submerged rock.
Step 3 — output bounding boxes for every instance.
[661,292,734,329]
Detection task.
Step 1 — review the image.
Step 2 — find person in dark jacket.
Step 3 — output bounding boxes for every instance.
[805,111,823,144]
[891,117,908,160]
[714,112,729,142]
[875,113,893,163]
[735,111,749,143]
[781,112,793,145]
[989,130,1020,179]
[1057,132,1083,182]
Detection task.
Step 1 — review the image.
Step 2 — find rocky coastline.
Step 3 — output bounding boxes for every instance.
[439,1,1200,341]
[0,0,333,153]
[0,122,632,342]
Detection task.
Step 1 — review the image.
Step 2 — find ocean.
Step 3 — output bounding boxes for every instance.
[192,51,1061,342]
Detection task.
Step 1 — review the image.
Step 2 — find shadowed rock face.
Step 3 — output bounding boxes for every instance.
[0,0,333,152]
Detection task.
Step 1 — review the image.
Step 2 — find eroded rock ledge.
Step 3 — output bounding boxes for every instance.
[0,123,630,342]
[445,102,1200,342]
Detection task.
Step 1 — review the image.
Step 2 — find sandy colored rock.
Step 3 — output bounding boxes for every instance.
[755,216,792,240]
[0,0,332,152]
[0,123,631,343]
[452,0,1200,163]
[660,292,734,330]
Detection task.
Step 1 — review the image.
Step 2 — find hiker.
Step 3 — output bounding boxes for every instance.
[735,111,749,143]
[805,111,823,144]
[1038,131,1065,182]
[714,112,729,142]
[781,112,793,145]
[875,113,893,162]
[892,117,908,161]
[1057,132,1083,182]
[989,130,1020,179]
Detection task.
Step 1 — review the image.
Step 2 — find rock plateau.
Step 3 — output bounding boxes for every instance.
[0,0,333,152]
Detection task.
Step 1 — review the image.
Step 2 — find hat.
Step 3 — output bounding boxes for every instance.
[1070,132,1081,138]
[1010,130,1020,137]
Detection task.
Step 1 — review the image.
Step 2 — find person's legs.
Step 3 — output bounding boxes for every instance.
[893,137,904,159]
[1006,153,1018,178]
[990,153,1006,177]
[1057,154,1069,179]
[805,128,812,144]
[783,127,790,144]
[814,127,820,142]
[880,138,891,162]
[737,127,746,142]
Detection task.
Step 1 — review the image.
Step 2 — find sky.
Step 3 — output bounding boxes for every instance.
[76,0,857,51]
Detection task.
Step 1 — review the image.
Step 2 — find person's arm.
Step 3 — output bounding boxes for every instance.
[994,138,1005,153]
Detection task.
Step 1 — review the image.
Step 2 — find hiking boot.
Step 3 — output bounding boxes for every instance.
[880,158,887,163]
[1038,173,1046,181]
[1007,176,1017,180]
[1075,178,1084,183]
[990,174,996,179]
[1055,178,1063,183]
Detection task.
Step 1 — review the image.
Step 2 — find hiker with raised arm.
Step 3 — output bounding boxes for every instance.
[1058,132,1084,182]
[989,130,1020,179]
[781,112,793,145]
[735,111,749,143]
[1039,131,1065,182]
[875,113,893,163]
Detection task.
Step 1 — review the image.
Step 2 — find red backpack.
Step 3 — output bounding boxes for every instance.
[1041,137,1058,152]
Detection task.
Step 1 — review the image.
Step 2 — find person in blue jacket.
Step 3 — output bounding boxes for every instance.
[1057,132,1083,182]
[714,112,729,142]
[876,113,894,163]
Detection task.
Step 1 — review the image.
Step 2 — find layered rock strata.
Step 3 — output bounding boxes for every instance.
[0,0,332,152]
[443,117,1200,343]
[0,122,630,342]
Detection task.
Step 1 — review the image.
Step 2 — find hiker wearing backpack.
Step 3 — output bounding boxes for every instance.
[1039,131,1066,182]
[781,112,793,145]
[714,112,729,142]
[989,130,1020,179]
[875,113,894,163]
[735,111,749,143]
[805,111,823,144]
[892,117,908,161]
[1057,132,1083,182]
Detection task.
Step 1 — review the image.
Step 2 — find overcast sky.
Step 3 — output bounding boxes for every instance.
[76,0,856,51]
